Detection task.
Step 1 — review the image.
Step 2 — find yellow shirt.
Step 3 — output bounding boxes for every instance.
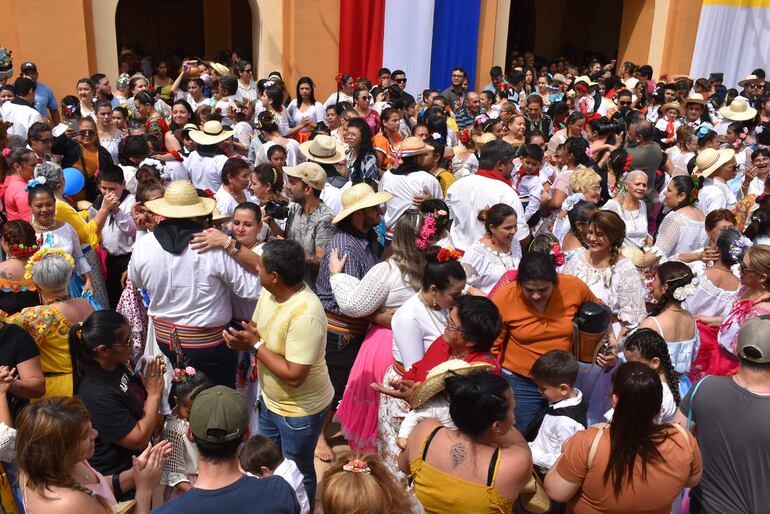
[55,199,99,248]
[253,286,333,417]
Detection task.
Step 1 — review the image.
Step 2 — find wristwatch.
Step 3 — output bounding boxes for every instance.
[229,240,242,255]
[250,339,264,356]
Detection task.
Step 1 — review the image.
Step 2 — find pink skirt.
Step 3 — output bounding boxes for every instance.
[334,324,393,453]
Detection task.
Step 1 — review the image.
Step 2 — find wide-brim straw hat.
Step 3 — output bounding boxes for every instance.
[472,132,496,146]
[719,97,757,121]
[659,101,685,117]
[299,135,345,164]
[574,75,598,87]
[552,73,568,85]
[695,148,736,178]
[332,182,393,224]
[209,62,230,76]
[738,74,762,87]
[145,180,216,218]
[411,360,495,408]
[393,136,434,158]
[189,120,233,145]
[684,93,706,106]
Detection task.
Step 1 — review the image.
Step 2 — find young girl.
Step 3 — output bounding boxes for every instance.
[623,328,684,424]
[228,99,254,149]
[160,367,213,501]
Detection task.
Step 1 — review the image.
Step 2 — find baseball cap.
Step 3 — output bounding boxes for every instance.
[189,386,248,443]
[21,62,36,73]
[737,316,770,364]
[283,161,327,191]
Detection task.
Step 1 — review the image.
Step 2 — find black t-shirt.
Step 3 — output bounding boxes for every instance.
[77,364,147,475]
[0,324,40,417]
[151,475,300,514]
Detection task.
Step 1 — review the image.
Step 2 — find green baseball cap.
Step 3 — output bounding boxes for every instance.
[189,386,248,443]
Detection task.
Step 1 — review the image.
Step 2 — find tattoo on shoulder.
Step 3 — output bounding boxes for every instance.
[450,442,466,468]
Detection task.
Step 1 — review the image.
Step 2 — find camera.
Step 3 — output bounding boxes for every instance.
[264,200,290,220]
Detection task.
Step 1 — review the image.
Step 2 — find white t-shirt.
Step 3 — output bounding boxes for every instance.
[378,169,443,229]
[391,293,449,368]
[184,151,229,191]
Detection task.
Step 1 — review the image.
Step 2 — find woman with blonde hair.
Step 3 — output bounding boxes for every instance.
[320,454,416,514]
[602,169,649,249]
[17,396,169,514]
[549,165,602,244]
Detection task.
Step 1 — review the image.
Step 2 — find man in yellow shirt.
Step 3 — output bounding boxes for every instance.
[223,239,333,510]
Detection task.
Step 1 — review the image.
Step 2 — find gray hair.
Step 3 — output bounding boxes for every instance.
[34,161,64,190]
[29,253,73,290]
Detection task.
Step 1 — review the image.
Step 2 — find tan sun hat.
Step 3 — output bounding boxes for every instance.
[719,97,758,121]
[299,135,345,164]
[393,136,434,158]
[332,183,393,224]
[209,62,230,77]
[283,161,327,190]
[574,75,597,87]
[684,93,707,106]
[552,73,568,85]
[695,148,736,178]
[145,180,216,218]
[410,360,495,408]
[472,132,496,145]
[738,74,762,88]
[189,121,233,146]
[659,101,685,117]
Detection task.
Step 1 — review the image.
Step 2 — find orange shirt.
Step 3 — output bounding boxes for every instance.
[491,274,597,377]
[556,425,701,514]
[372,132,402,169]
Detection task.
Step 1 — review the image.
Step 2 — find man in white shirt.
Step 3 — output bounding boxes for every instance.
[695,148,740,215]
[93,164,137,309]
[185,121,232,191]
[129,180,260,387]
[446,140,529,250]
[0,77,43,141]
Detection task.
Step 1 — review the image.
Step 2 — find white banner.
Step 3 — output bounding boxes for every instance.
[382,0,436,99]
[690,0,770,88]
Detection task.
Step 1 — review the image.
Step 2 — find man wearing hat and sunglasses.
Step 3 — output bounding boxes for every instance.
[674,316,770,514]
[153,385,301,513]
[128,180,260,388]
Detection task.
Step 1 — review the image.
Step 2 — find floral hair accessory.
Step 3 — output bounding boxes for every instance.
[623,155,633,173]
[733,127,749,149]
[672,275,699,301]
[172,366,197,384]
[757,193,767,204]
[550,242,566,267]
[63,104,78,117]
[756,125,765,135]
[436,246,464,262]
[334,73,344,88]
[689,175,703,204]
[24,176,46,192]
[478,205,491,222]
[263,80,275,88]
[474,113,490,126]
[24,247,75,280]
[728,236,752,262]
[8,242,39,260]
[342,459,371,474]
[1,148,10,158]
[415,214,438,249]
[431,132,441,140]
[0,47,12,69]
[459,128,471,145]
[656,170,663,178]
[562,192,586,212]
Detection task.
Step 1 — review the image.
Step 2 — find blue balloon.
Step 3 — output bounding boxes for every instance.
[62,167,85,196]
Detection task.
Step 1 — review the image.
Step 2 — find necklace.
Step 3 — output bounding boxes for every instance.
[31,217,56,232]
[418,291,446,333]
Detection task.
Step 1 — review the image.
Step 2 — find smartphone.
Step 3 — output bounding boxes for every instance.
[69,118,79,131]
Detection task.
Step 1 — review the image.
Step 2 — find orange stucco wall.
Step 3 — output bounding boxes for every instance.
[618,0,658,67]
[0,0,93,111]
[661,0,703,77]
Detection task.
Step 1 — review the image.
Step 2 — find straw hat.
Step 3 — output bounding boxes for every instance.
[393,136,434,158]
[659,101,685,117]
[738,74,762,88]
[332,183,393,224]
[574,75,597,87]
[283,162,327,190]
[189,121,233,145]
[472,132,496,146]
[145,180,216,218]
[719,97,757,121]
[410,360,495,408]
[209,62,230,76]
[695,148,736,178]
[299,135,345,164]
[552,73,568,85]
[684,93,706,106]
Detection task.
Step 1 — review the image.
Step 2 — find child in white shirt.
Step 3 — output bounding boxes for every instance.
[239,435,310,514]
[512,144,546,222]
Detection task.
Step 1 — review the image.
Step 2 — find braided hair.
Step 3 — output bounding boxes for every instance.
[567,200,597,249]
[651,261,694,316]
[624,328,681,406]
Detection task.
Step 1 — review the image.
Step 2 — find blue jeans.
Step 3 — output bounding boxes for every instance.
[502,370,546,432]
[258,398,330,510]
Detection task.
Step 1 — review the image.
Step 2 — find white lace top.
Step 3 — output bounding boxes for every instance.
[648,315,700,374]
[650,210,709,260]
[681,261,738,318]
[562,249,647,324]
[461,239,522,294]
[328,260,417,318]
[602,199,648,249]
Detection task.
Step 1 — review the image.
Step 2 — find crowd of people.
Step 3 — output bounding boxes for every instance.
[0,42,769,513]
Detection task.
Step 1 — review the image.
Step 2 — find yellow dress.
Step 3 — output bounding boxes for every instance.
[9,305,75,397]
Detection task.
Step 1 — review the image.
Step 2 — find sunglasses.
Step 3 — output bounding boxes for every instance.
[243,68,253,73]
[79,130,96,137]
[395,78,407,84]
[37,137,54,145]
[618,101,632,106]
[359,96,370,101]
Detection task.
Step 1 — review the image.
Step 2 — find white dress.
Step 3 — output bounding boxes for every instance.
[681,261,738,318]
[650,210,709,261]
[602,199,648,249]
[214,186,258,218]
[100,131,125,165]
[561,249,647,324]
[36,224,91,276]
[461,239,522,294]
[648,315,701,374]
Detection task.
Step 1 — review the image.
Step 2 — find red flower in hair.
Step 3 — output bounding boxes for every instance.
[436,247,464,262]
[623,155,633,173]
[459,129,471,145]
[335,73,344,87]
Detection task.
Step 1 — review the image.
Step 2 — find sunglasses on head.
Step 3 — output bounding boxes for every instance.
[79,130,96,137]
